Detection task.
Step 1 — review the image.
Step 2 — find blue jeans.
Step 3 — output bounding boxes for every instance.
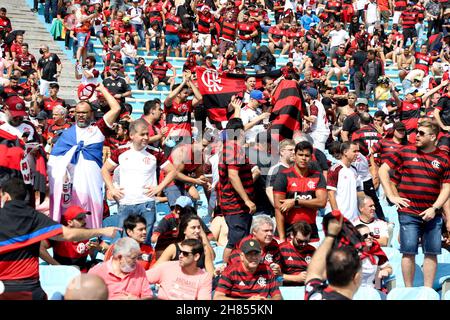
[164,184,187,208]
[118,201,156,244]
[123,56,137,65]
[399,212,442,255]
[236,40,253,53]
[44,0,57,22]
[131,23,145,47]
[165,33,180,48]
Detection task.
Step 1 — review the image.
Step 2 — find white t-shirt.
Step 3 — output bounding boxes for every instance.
[326,161,362,221]
[308,99,329,135]
[329,29,349,48]
[240,105,265,144]
[109,143,159,205]
[352,217,389,240]
[366,2,379,24]
[291,49,304,68]
[352,152,372,183]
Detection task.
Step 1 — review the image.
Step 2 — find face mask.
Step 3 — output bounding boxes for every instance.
[165,137,176,148]
[120,260,136,273]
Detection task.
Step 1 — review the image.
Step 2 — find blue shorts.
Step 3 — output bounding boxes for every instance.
[224,213,252,249]
[236,39,253,53]
[76,32,88,48]
[165,33,180,48]
[399,212,442,255]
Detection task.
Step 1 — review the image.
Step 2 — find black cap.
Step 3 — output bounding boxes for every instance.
[240,239,261,254]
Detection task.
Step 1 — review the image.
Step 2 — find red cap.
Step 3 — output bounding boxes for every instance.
[5,96,27,117]
[62,205,91,222]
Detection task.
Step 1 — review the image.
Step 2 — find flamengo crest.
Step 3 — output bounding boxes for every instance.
[201,69,223,93]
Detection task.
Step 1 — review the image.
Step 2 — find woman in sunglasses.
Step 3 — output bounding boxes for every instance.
[355,224,392,289]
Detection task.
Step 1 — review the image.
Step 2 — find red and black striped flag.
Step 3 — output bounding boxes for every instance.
[195,67,281,126]
[270,79,305,141]
[0,128,24,187]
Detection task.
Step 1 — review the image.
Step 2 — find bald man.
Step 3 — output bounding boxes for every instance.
[65,274,109,300]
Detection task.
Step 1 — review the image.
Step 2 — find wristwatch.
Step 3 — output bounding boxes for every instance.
[295,198,299,206]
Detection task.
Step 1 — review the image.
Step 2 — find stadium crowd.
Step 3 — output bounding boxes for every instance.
[0,0,450,300]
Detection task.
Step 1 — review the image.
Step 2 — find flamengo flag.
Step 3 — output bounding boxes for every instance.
[196,67,282,125]
[270,79,304,141]
[0,128,24,186]
[196,67,248,124]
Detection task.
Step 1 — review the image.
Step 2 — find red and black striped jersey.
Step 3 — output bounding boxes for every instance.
[383,145,450,216]
[400,10,418,29]
[370,137,403,166]
[279,241,315,283]
[164,13,181,34]
[197,12,214,34]
[273,167,326,225]
[164,99,193,137]
[218,141,254,216]
[394,0,407,10]
[399,98,423,131]
[146,2,163,22]
[269,26,285,41]
[327,0,342,12]
[40,97,66,112]
[351,124,382,156]
[228,235,281,266]
[305,278,350,300]
[149,60,173,80]
[216,262,281,299]
[220,19,237,42]
[237,22,256,40]
[414,52,431,74]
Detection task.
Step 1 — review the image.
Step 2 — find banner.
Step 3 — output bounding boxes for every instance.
[270,80,304,141]
[195,67,281,126]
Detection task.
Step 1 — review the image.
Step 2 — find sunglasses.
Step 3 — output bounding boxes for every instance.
[179,250,193,256]
[361,232,374,240]
[416,130,432,137]
[295,239,309,245]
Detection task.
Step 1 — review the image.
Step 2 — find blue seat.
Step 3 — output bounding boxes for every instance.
[102,214,121,244]
[385,261,424,289]
[39,265,81,299]
[386,287,440,300]
[443,290,450,300]
[279,286,305,300]
[381,247,401,263]
[353,286,382,300]
[213,246,225,267]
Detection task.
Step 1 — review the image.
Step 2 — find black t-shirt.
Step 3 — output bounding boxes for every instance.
[342,112,361,137]
[313,148,329,172]
[102,76,131,103]
[305,278,351,300]
[352,50,368,69]
[37,53,60,81]
[437,96,450,126]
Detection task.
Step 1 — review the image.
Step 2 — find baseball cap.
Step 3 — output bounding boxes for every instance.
[175,196,194,208]
[393,121,406,131]
[405,87,418,95]
[5,96,27,117]
[35,111,48,121]
[249,90,266,103]
[205,53,213,59]
[241,238,261,254]
[62,205,91,222]
[305,87,318,99]
[356,98,369,105]
[112,45,121,52]
[201,5,210,11]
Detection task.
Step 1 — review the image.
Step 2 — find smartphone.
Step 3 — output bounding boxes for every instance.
[89,237,99,243]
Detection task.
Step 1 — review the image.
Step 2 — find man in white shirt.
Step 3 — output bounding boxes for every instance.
[326,141,364,221]
[364,0,380,34]
[101,119,177,243]
[352,195,390,246]
[303,87,330,152]
[240,90,270,144]
[329,22,349,58]
[127,0,145,46]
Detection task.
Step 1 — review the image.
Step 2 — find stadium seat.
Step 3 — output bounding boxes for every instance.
[385,261,424,289]
[381,247,401,263]
[386,287,440,300]
[102,214,121,244]
[279,286,305,300]
[353,286,383,300]
[39,265,81,298]
[213,246,225,267]
[433,263,450,292]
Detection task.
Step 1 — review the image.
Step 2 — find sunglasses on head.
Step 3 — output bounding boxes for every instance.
[361,232,374,240]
